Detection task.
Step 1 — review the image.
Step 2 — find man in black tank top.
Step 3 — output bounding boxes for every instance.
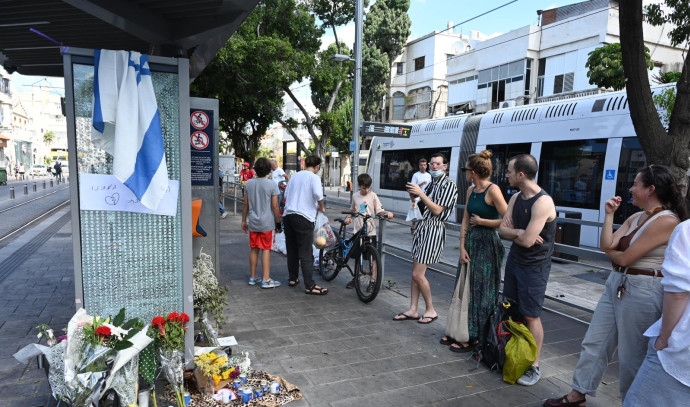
[499,154,557,387]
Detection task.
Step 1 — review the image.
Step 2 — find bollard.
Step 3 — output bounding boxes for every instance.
[377,216,387,283]
[9,186,15,199]
[233,183,238,215]
[33,182,37,192]
[43,179,46,189]
[50,179,54,188]
[24,184,29,195]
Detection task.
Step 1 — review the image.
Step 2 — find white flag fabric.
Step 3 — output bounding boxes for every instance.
[92,49,169,210]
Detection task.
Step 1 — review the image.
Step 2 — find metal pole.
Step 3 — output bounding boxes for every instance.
[50,179,54,188]
[23,184,28,195]
[350,0,363,204]
[33,182,37,192]
[43,179,46,189]
[9,187,15,199]
[233,183,238,215]
[377,217,386,283]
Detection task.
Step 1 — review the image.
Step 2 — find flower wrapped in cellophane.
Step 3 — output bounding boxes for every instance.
[14,308,151,407]
[149,312,190,407]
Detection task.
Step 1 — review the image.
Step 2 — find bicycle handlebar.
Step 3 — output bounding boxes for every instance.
[340,211,389,220]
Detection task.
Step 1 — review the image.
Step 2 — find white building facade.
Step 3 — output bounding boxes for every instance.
[446,0,685,113]
[386,25,471,122]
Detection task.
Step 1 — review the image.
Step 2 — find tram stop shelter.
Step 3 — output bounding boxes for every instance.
[1,0,260,357]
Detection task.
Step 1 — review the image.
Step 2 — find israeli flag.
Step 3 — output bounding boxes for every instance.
[92,49,168,210]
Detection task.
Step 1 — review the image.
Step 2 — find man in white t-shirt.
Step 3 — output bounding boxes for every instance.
[409,158,432,233]
[283,155,328,295]
[270,159,289,185]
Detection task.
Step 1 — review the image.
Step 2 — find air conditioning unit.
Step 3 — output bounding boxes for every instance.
[500,100,516,108]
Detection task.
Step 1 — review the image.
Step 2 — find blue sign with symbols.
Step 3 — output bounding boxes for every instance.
[349,140,356,152]
[605,169,616,180]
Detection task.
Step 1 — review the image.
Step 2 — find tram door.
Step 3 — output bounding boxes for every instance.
[486,143,531,202]
[615,138,646,225]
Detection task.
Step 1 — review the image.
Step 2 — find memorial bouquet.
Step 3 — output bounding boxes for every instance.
[14,308,151,407]
[194,350,240,394]
[148,312,190,407]
[193,248,228,330]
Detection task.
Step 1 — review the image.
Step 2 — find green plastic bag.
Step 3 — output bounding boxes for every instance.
[502,318,537,384]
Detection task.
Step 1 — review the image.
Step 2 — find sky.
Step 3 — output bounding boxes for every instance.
[9,0,577,99]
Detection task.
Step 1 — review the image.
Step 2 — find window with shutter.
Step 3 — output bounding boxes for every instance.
[553,74,564,94]
[564,72,574,92]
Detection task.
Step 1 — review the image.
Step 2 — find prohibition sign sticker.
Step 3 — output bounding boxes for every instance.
[190,110,209,130]
[191,131,209,150]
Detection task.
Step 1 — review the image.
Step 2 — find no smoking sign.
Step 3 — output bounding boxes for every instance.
[191,131,209,150]
[190,110,209,130]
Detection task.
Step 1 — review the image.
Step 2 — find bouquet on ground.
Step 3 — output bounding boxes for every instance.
[14,308,151,407]
[148,312,190,407]
[193,248,228,331]
[194,350,239,394]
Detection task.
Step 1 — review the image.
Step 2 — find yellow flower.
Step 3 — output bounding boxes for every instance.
[213,374,221,386]
[222,370,230,379]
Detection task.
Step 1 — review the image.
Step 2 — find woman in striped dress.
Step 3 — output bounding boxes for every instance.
[394,153,458,324]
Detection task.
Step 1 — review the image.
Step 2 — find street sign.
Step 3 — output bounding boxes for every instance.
[362,121,412,138]
[349,140,356,152]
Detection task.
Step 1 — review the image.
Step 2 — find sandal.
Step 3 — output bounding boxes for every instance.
[288,279,299,287]
[305,284,328,295]
[449,342,473,353]
[544,394,587,407]
[440,336,454,346]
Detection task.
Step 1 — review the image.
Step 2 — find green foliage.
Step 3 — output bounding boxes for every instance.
[586,43,653,91]
[653,70,682,84]
[362,0,411,120]
[310,42,353,112]
[653,87,677,125]
[645,1,690,47]
[330,96,354,153]
[43,131,55,146]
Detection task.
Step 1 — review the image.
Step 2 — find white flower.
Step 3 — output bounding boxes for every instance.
[102,323,130,341]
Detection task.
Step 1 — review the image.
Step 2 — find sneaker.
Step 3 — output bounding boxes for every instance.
[248,278,258,285]
[345,279,355,289]
[516,365,541,386]
[220,212,227,219]
[366,280,376,293]
[261,279,282,289]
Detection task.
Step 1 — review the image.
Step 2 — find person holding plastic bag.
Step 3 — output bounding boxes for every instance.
[343,174,393,290]
[282,155,329,295]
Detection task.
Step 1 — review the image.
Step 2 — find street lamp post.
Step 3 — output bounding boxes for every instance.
[331,0,363,204]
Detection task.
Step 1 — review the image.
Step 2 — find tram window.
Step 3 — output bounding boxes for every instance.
[538,139,608,210]
[379,148,451,191]
[615,137,646,224]
[484,143,531,202]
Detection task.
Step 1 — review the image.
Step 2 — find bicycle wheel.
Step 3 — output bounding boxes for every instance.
[354,244,382,303]
[319,232,342,281]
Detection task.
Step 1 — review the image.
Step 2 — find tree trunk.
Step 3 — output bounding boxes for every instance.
[619,0,690,196]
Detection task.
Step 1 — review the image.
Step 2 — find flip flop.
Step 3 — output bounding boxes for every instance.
[418,315,438,324]
[288,279,299,287]
[440,336,454,346]
[393,312,418,321]
[449,342,473,353]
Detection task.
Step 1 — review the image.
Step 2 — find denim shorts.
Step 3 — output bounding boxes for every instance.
[503,256,551,317]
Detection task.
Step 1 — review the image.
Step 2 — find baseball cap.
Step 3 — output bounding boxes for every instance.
[243,162,250,167]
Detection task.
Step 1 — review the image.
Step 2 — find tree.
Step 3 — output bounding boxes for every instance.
[619,0,690,196]
[43,130,55,146]
[585,43,653,91]
[361,0,411,121]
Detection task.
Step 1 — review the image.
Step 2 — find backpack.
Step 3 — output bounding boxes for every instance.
[475,300,523,372]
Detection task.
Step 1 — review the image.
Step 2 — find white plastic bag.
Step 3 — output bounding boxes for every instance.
[272,231,287,255]
[406,202,423,221]
[313,212,336,248]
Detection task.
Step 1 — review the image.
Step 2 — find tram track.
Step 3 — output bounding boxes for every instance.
[0,185,69,215]
[0,199,71,243]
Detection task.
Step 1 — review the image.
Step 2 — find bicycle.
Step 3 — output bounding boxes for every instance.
[318,211,387,303]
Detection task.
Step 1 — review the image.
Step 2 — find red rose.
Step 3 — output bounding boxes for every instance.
[152,316,166,328]
[95,326,111,337]
[179,313,190,324]
[167,312,180,322]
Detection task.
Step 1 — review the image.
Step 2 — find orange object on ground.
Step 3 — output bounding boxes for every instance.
[192,199,207,237]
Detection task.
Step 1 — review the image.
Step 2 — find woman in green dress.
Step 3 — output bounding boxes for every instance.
[441,150,508,352]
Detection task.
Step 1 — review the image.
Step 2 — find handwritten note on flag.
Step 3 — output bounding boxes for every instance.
[79,173,179,216]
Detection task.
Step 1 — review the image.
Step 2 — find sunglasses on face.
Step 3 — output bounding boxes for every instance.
[461,167,473,172]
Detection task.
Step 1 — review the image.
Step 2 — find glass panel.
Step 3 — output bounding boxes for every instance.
[499,63,509,79]
[485,143,532,202]
[73,63,183,322]
[615,137,646,224]
[509,60,524,77]
[491,66,499,81]
[380,148,452,191]
[538,139,608,210]
[478,69,491,84]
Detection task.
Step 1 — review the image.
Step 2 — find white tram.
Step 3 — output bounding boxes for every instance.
[367,84,673,248]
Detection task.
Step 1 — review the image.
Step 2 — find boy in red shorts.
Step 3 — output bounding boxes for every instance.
[242,157,282,288]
